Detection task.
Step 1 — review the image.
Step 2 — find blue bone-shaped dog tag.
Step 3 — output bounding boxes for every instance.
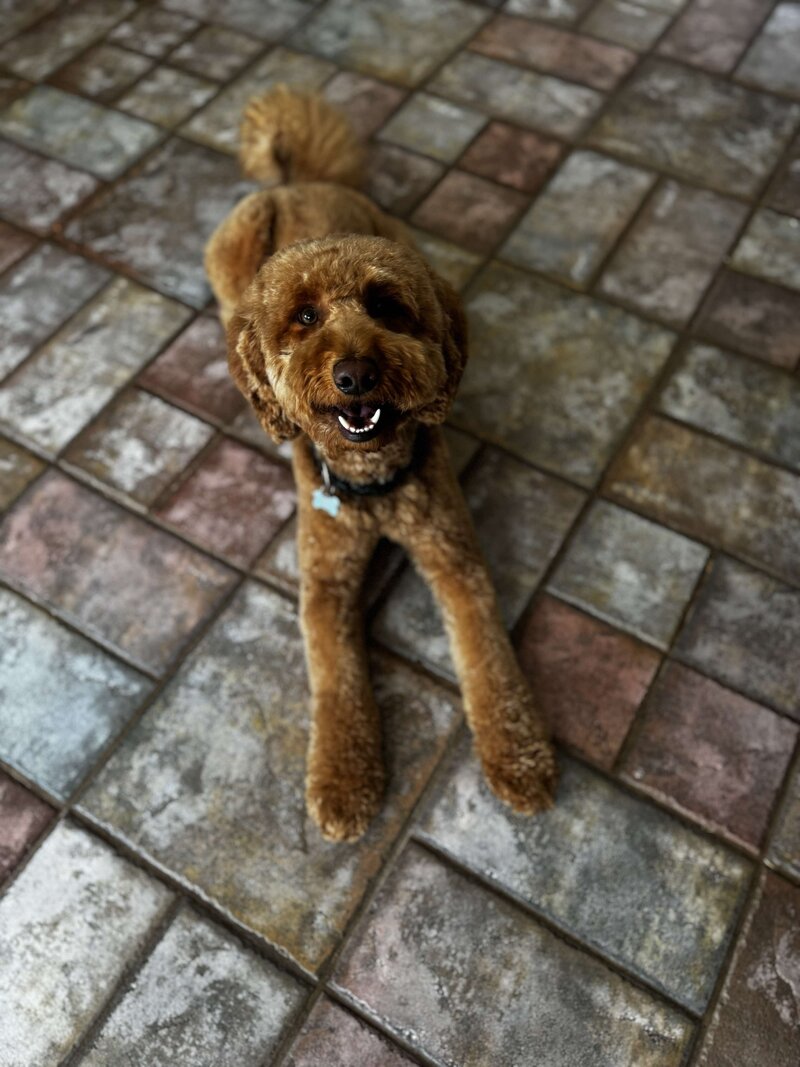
[312,486,341,517]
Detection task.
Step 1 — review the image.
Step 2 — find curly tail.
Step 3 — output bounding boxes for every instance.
[239,84,364,188]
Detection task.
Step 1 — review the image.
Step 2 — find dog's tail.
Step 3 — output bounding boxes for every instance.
[239,84,364,189]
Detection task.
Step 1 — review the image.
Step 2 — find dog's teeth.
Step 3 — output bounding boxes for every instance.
[368,407,381,426]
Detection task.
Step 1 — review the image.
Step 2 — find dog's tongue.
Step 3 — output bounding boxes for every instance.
[343,402,378,422]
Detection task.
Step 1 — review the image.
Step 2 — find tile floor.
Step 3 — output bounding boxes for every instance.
[0,0,798,1064]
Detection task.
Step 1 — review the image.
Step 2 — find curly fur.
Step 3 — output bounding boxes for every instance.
[205,85,558,842]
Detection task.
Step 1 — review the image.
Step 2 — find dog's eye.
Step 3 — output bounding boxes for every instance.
[296,306,318,326]
[365,291,412,329]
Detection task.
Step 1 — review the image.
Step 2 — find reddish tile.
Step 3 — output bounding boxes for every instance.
[411,170,527,253]
[364,143,444,215]
[658,0,773,73]
[472,14,637,90]
[0,472,234,674]
[285,998,416,1066]
[697,872,800,1067]
[696,269,800,370]
[155,438,296,566]
[323,71,406,139]
[0,771,54,884]
[623,664,797,849]
[139,315,245,423]
[0,222,34,275]
[459,121,562,194]
[517,594,661,769]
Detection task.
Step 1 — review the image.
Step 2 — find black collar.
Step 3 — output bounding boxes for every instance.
[312,427,427,498]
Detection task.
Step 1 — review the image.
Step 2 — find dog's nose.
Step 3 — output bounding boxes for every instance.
[332,357,380,396]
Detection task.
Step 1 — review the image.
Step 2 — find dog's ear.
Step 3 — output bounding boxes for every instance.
[417,270,469,425]
[226,311,299,443]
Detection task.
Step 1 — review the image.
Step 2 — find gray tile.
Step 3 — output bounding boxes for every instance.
[107,6,197,57]
[334,844,694,1066]
[418,745,752,1012]
[117,66,216,128]
[768,761,800,880]
[0,588,150,799]
[583,0,673,51]
[738,2,800,98]
[505,0,596,22]
[0,437,43,509]
[170,25,263,81]
[378,92,486,163]
[162,0,315,36]
[731,208,800,292]
[0,140,98,233]
[0,820,172,1067]
[284,998,416,1066]
[0,0,60,45]
[78,906,305,1067]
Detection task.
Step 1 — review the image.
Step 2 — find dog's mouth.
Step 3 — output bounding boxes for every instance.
[333,401,394,443]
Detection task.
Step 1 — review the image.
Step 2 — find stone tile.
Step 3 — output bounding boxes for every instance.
[0,242,109,380]
[505,0,596,23]
[588,59,800,197]
[285,998,415,1066]
[0,0,60,45]
[334,844,694,1065]
[768,133,800,218]
[139,315,245,423]
[292,0,488,86]
[0,0,136,80]
[364,143,444,215]
[81,582,459,972]
[696,269,800,369]
[624,664,797,849]
[0,74,29,110]
[64,389,214,507]
[599,180,747,327]
[501,150,654,288]
[659,343,800,470]
[0,221,34,274]
[658,0,772,72]
[0,587,150,798]
[118,65,216,128]
[408,228,482,290]
[182,47,336,155]
[322,71,406,139]
[738,2,800,97]
[418,746,751,1012]
[583,0,673,50]
[252,515,301,591]
[0,140,98,233]
[0,276,191,454]
[78,905,305,1067]
[675,555,800,720]
[459,121,563,194]
[411,170,527,254]
[0,472,234,674]
[472,14,637,90]
[0,771,54,884]
[454,263,675,485]
[696,872,800,1067]
[379,93,486,164]
[431,51,604,139]
[66,139,254,307]
[374,449,585,677]
[226,405,295,460]
[0,820,171,1067]
[108,7,197,56]
[549,499,708,648]
[171,25,264,82]
[162,0,314,37]
[0,438,43,508]
[50,43,153,103]
[605,416,800,586]
[0,85,161,181]
[769,762,800,880]
[518,594,661,768]
[155,437,295,566]
[731,209,800,293]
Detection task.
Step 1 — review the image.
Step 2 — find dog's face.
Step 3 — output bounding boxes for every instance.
[227,235,467,457]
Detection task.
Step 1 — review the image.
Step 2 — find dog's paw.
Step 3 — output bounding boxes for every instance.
[306,770,385,843]
[481,738,558,816]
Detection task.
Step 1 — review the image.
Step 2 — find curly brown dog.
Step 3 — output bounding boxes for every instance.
[205,86,558,842]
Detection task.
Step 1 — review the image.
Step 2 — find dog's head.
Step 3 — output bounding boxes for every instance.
[227,235,467,456]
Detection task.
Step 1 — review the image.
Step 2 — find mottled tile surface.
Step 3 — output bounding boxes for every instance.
[379,93,485,163]
[624,664,797,848]
[79,906,305,1067]
[583,0,673,51]
[0,86,161,180]
[81,582,459,972]
[599,180,747,326]
[549,499,708,647]
[0,277,191,454]
[505,0,596,22]
[658,0,772,72]
[606,416,800,585]
[738,2,800,98]
[0,770,54,884]
[170,25,263,81]
[769,762,800,880]
[118,65,216,127]
[108,6,197,57]
[659,343,800,469]
[0,472,234,674]
[459,121,562,194]
[501,151,654,287]
[769,132,800,218]
[454,263,674,485]
[66,139,254,307]
[0,438,43,508]
[0,140,98,233]
[51,43,153,103]
[419,747,751,1011]
[334,845,694,1066]
[162,0,315,36]
[408,228,482,290]
[589,59,800,196]
[322,71,406,139]
[518,594,661,768]
[285,998,416,1066]
[411,170,527,253]
[0,220,34,274]
[731,209,800,292]
[696,872,800,1067]
[675,555,800,719]
[0,820,171,1067]
[364,143,443,215]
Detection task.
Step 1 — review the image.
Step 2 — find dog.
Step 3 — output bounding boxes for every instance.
[205,86,558,842]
